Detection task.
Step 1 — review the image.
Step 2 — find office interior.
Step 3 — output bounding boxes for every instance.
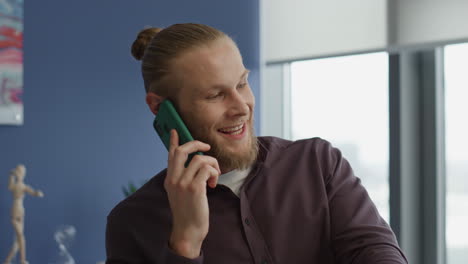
[0,1,466,263]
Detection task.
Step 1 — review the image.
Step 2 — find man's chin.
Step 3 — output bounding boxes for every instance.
[207,136,259,172]
[192,122,258,172]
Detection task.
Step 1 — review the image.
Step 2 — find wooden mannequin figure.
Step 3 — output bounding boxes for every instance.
[4,164,44,264]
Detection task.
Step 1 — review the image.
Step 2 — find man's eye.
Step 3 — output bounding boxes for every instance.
[237,83,247,89]
[207,93,222,99]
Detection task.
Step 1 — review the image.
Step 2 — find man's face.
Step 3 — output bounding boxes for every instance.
[169,38,258,173]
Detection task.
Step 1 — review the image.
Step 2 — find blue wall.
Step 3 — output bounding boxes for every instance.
[0,0,260,262]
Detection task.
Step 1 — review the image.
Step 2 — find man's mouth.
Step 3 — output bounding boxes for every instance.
[218,123,245,135]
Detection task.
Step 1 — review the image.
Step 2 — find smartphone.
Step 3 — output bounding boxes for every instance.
[153,99,203,166]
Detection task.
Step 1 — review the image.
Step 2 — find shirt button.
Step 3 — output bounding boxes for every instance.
[244,218,250,226]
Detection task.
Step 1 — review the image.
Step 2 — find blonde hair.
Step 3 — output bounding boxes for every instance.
[131,23,228,95]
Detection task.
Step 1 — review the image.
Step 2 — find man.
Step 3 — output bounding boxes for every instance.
[106,23,407,264]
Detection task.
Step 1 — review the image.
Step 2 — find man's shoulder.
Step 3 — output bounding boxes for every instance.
[107,169,169,223]
[257,136,340,170]
[258,136,334,154]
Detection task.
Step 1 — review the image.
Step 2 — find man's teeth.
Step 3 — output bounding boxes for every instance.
[220,124,243,134]
[229,129,243,135]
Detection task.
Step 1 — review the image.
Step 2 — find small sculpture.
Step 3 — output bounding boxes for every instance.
[3,164,44,264]
[52,225,76,264]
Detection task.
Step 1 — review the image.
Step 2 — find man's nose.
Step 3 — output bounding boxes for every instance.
[227,90,249,117]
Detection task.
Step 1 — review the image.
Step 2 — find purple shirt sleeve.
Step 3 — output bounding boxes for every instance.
[160,244,204,264]
[325,145,408,264]
[105,215,204,264]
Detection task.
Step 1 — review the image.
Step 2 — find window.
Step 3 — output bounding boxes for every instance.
[290,53,390,222]
[445,43,468,264]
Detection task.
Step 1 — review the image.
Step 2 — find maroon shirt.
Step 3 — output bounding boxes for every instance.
[106,137,407,264]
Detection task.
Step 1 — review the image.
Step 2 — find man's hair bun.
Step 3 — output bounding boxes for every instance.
[131,27,163,61]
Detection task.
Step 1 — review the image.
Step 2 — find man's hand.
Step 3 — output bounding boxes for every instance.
[164,129,220,259]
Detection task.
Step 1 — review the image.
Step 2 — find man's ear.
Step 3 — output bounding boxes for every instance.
[146,92,165,115]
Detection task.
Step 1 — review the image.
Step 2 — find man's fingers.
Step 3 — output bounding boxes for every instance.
[169,130,210,164]
[166,131,213,186]
[169,130,179,158]
[194,164,220,189]
[171,141,211,174]
[179,155,219,186]
[176,140,211,156]
[167,130,180,179]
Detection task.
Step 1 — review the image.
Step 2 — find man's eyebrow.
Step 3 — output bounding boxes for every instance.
[240,69,250,80]
[205,70,251,92]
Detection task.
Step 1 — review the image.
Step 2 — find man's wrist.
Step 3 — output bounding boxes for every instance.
[168,237,202,259]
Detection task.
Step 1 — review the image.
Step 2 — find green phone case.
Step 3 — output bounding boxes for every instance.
[153,100,203,165]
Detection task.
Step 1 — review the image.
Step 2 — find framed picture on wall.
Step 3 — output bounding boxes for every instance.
[0,0,23,125]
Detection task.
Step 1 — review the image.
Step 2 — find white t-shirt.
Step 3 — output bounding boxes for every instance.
[217,167,252,197]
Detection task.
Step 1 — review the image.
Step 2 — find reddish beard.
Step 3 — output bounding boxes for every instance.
[191,120,258,173]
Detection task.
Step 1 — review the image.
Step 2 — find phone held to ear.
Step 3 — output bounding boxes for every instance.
[153,99,203,166]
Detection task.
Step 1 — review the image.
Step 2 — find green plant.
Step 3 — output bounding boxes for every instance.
[122,179,148,197]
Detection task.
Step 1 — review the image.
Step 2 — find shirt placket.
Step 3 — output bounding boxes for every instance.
[239,182,274,264]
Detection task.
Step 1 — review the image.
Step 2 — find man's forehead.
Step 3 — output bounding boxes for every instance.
[170,39,245,90]
[174,40,241,71]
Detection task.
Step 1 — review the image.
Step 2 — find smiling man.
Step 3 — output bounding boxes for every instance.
[105,23,408,264]
[167,39,258,173]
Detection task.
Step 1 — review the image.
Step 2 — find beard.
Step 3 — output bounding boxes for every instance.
[191,120,259,173]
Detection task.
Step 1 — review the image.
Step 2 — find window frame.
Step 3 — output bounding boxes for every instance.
[260,48,448,264]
